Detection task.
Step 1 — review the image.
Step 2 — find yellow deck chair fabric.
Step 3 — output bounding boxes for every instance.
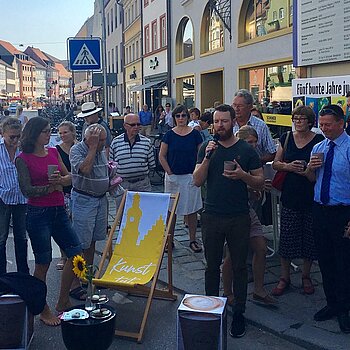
[92,190,179,343]
[94,191,170,287]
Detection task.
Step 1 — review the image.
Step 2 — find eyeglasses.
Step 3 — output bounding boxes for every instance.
[292,116,308,122]
[319,108,341,118]
[125,122,141,127]
[41,128,51,134]
[175,113,187,118]
[9,134,21,140]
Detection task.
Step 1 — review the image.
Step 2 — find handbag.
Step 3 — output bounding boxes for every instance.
[271,131,291,191]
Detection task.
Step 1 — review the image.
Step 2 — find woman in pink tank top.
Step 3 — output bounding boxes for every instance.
[16,117,82,327]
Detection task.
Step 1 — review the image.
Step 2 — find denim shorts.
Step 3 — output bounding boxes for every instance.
[26,205,82,264]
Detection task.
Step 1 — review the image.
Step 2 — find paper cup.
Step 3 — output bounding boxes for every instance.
[224,161,236,171]
[313,153,324,162]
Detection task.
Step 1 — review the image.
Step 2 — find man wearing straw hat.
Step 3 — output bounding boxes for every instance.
[78,101,111,157]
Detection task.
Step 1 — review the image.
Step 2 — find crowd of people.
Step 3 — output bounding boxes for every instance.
[0,90,349,340]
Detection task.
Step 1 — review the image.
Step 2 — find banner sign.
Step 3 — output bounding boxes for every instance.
[292,75,350,125]
[294,0,350,66]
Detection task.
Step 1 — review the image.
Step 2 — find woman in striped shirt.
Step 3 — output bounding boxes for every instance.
[0,117,29,275]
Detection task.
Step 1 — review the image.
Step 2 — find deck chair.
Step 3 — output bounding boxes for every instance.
[93,190,179,343]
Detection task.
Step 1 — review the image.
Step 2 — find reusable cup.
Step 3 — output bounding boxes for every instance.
[48,164,58,177]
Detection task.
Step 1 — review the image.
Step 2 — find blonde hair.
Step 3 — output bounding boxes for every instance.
[58,121,77,139]
[235,125,258,141]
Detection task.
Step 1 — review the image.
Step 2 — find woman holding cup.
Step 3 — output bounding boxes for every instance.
[271,106,324,296]
[16,117,82,326]
[55,121,77,270]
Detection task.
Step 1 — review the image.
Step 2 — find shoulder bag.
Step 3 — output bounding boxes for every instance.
[271,131,291,191]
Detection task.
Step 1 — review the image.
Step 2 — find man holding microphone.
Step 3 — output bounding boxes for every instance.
[193,104,264,338]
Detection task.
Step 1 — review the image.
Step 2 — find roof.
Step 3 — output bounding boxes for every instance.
[18,59,35,66]
[0,40,21,55]
[55,62,71,78]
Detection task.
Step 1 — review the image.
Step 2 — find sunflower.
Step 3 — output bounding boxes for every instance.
[72,255,87,279]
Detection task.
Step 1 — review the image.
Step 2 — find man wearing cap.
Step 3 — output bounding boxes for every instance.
[70,124,109,266]
[138,104,153,137]
[78,101,111,157]
[109,113,155,195]
[306,104,350,333]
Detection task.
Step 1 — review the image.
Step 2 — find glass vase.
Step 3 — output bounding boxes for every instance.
[84,266,95,312]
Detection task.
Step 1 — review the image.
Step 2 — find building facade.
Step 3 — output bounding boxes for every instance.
[123,0,142,113]
[171,0,294,116]
[141,0,169,111]
[105,0,124,112]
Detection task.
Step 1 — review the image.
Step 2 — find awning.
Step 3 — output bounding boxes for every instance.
[75,87,101,100]
[130,80,166,92]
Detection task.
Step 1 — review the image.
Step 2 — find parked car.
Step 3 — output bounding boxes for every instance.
[8,103,19,114]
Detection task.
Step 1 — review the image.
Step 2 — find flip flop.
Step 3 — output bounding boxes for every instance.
[69,287,87,301]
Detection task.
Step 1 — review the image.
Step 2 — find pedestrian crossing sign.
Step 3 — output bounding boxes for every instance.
[67,37,102,71]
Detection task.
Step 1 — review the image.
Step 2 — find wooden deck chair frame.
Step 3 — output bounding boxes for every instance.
[93,191,179,343]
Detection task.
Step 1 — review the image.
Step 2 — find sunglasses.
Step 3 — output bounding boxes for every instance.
[175,113,187,118]
[319,108,341,118]
[125,122,141,127]
[9,134,21,140]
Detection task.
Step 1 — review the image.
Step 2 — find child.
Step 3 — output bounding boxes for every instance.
[222,125,277,306]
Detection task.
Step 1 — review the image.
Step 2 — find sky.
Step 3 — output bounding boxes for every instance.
[0,0,95,60]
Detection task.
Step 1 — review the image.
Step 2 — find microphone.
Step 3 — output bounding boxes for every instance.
[205,133,220,159]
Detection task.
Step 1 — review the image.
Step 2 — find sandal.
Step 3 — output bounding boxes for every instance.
[252,293,278,305]
[189,240,202,253]
[302,275,315,295]
[56,258,67,271]
[69,287,87,301]
[271,277,290,296]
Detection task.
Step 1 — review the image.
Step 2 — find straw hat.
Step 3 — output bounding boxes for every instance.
[77,102,102,118]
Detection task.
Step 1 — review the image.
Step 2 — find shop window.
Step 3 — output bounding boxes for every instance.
[240,0,293,43]
[176,75,195,108]
[200,2,224,54]
[175,17,194,62]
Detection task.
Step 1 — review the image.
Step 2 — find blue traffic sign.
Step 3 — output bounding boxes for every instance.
[67,37,102,71]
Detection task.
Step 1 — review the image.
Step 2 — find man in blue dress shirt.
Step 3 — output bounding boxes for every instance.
[306,104,350,333]
[138,104,153,137]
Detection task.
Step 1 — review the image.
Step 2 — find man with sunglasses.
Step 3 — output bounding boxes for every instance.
[0,117,29,275]
[109,113,155,194]
[306,104,350,333]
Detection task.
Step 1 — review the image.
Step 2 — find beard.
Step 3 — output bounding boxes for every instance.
[216,128,233,141]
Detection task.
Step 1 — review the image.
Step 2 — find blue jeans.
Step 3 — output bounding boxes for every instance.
[0,199,29,275]
[26,205,82,265]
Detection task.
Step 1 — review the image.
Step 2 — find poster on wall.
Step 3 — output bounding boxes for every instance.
[292,75,350,125]
[293,0,350,66]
